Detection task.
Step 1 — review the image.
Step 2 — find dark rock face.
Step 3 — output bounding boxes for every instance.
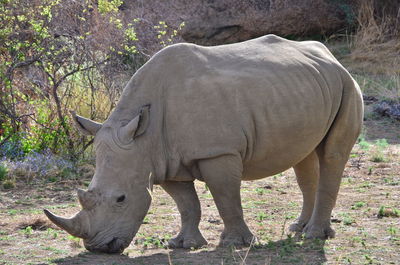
[374,101,400,121]
[121,0,357,46]
[180,0,355,45]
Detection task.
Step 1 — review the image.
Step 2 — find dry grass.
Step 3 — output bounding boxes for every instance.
[348,0,400,75]
[353,74,400,100]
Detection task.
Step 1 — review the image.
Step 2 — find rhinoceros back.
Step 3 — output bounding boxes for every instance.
[152,35,351,178]
[111,35,358,180]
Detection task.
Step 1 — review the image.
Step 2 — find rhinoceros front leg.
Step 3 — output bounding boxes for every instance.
[289,150,319,233]
[198,155,255,247]
[160,181,207,249]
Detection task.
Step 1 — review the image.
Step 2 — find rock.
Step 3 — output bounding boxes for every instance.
[374,100,400,121]
[120,0,357,46]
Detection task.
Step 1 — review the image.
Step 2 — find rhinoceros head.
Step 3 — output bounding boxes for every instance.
[44,106,153,253]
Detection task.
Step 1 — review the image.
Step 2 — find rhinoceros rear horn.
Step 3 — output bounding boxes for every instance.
[77,188,96,210]
[44,209,89,238]
[70,110,102,136]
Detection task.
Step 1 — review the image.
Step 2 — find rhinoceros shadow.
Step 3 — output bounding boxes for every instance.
[47,236,327,265]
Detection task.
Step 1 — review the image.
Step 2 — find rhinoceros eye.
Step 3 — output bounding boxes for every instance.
[116,195,126,203]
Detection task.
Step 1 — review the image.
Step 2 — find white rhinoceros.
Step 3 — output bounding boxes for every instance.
[44,34,363,253]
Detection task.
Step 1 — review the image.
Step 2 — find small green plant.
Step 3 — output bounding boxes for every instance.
[364,254,374,264]
[47,176,57,183]
[387,226,400,243]
[255,187,266,195]
[46,228,58,239]
[22,226,33,237]
[370,138,389,162]
[351,201,366,209]
[375,139,389,149]
[340,213,355,225]
[154,21,184,47]
[67,235,81,248]
[378,206,400,218]
[378,206,386,217]
[349,153,358,158]
[142,216,150,224]
[350,236,366,248]
[42,246,67,254]
[140,236,166,249]
[67,235,80,241]
[371,154,385,163]
[388,226,397,236]
[256,211,268,221]
[343,257,352,264]
[2,179,15,189]
[359,182,373,189]
[0,163,7,181]
[358,136,370,150]
[383,177,399,186]
[343,216,354,226]
[7,209,17,216]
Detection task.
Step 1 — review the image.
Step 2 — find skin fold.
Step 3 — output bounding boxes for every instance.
[44,34,363,253]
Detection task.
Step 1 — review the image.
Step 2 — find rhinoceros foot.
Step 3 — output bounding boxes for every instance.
[303,222,335,239]
[289,220,308,233]
[168,231,207,249]
[219,228,257,247]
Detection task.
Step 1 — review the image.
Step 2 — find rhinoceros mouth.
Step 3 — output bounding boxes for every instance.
[84,236,128,254]
[106,237,126,253]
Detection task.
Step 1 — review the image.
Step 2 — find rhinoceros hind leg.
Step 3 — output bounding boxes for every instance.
[302,153,347,239]
[303,223,336,239]
[199,155,256,247]
[303,86,362,239]
[289,150,319,233]
[161,181,207,249]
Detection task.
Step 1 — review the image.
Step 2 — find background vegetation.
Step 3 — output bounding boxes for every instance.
[0,0,397,182]
[0,0,181,185]
[0,0,181,153]
[0,0,399,186]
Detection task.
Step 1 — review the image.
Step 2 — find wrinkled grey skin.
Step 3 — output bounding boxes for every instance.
[44,35,363,253]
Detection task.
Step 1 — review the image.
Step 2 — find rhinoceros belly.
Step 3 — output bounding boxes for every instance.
[242,161,292,180]
[242,152,308,180]
[241,129,322,181]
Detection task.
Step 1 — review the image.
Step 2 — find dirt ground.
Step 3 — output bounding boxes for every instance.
[0,117,399,265]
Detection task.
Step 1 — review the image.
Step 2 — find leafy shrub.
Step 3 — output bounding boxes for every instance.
[0,135,25,160]
[0,0,182,161]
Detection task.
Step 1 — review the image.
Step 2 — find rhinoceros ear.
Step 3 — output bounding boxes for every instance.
[70,111,102,136]
[120,104,150,142]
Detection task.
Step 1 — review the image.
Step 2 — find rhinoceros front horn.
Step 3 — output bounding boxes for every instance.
[43,209,89,238]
